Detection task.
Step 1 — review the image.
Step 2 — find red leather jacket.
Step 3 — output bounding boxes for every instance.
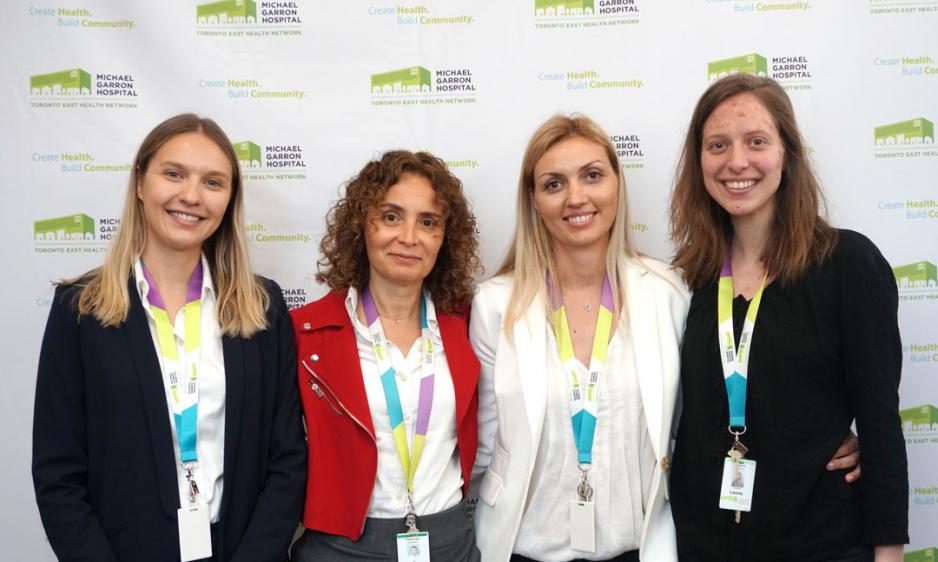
[290,290,480,540]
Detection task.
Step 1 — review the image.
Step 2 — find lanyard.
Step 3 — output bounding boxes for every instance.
[546,273,614,467]
[360,286,435,510]
[141,260,204,498]
[716,251,766,431]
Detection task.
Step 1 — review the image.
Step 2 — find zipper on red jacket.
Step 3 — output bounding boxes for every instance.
[307,378,343,417]
[302,359,376,536]
[302,360,376,442]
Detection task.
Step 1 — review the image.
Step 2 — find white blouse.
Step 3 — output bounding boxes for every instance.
[513,322,656,561]
[344,287,463,518]
[135,255,226,523]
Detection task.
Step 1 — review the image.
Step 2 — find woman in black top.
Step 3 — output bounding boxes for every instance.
[668,75,908,562]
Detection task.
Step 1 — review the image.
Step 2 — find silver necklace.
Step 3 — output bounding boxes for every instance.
[562,290,596,312]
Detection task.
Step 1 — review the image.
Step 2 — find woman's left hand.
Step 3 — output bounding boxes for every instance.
[826,431,861,483]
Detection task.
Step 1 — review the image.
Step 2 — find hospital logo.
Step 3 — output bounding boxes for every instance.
[873,118,938,159]
[33,213,119,254]
[893,261,938,301]
[870,0,938,15]
[905,547,938,562]
[707,52,813,90]
[370,66,477,106]
[29,68,139,109]
[611,133,644,169]
[281,286,311,309]
[533,0,640,29]
[28,6,136,29]
[196,0,303,37]
[235,140,307,180]
[367,4,474,25]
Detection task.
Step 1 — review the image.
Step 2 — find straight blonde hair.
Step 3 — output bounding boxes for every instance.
[497,114,635,332]
[65,114,269,338]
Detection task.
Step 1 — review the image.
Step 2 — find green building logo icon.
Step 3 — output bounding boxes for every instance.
[30,69,92,96]
[371,66,432,95]
[34,214,96,241]
[893,261,938,289]
[874,118,935,146]
[905,547,937,562]
[900,404,938,431]
[535,0,595,16]
[196,0,257,24]
[708,54,768,81]
[234,141,262,168]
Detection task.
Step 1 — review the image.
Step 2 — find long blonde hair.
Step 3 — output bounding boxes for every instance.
[497,114,635,331]
[65,113,270,337]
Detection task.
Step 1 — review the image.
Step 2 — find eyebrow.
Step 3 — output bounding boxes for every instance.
[536,159,606,180]
[704,129,774,139]
[157,160,231,179]
[377,202,443,219]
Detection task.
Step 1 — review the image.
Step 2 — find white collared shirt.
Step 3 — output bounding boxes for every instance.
[513,322,655,561]
[135,255,226,522]
[344,286,463,518]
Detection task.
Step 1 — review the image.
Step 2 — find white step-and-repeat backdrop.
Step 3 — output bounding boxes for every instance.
[3,0,936,559]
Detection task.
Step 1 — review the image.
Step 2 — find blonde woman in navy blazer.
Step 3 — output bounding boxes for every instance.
[32,114,306,562]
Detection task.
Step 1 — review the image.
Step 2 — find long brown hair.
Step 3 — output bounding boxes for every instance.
[316,150,481,314]
[670,74,837,289]
[66,113,270,337]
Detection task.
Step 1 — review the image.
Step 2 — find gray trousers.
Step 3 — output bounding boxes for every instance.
[292,498,481,562]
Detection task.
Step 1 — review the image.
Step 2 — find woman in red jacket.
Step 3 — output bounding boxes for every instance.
[290,150,482,561]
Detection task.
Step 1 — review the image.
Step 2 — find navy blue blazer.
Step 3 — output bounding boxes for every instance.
[32,277,306,562]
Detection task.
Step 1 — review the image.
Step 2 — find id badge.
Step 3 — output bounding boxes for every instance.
[396,531,430,562]
[718,457,756,512]
[178,503,212,561]
[569,499,595,553]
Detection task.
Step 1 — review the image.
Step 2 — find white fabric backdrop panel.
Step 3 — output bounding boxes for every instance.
[3,0,936,559]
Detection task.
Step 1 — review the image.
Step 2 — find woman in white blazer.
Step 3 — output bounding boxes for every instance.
[470,114,690,562]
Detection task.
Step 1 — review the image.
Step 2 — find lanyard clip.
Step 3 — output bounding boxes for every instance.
[404,494,419,533]
[184,464,200,503]
[576,463,594,502]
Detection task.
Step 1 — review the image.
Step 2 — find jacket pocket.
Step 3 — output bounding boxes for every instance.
[479,445,509,506]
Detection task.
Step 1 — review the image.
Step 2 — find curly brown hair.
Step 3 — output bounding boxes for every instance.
[316,150,482,314]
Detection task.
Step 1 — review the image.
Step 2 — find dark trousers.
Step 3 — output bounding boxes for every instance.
[510,549,640,562]
[292,499,480,561]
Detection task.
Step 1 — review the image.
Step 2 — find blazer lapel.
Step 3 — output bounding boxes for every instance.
[626,265,666,460]
[124,284,182,517]
[514,296,549,448]
[220,334,244,518]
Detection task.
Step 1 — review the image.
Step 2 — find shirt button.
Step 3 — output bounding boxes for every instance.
[311,353,319,362]
[397,373,407,382]
[303,322,311,330]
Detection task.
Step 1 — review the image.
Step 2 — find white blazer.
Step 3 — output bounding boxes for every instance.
[470,256,690,562]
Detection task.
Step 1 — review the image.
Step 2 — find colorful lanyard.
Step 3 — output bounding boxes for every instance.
[546,274,615,467]
[360,286,435,504]
[717,251,766,431]
[141,260,204,498]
